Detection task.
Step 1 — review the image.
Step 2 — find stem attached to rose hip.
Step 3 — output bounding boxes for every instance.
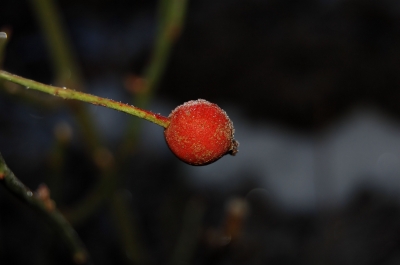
[0,70,170,128]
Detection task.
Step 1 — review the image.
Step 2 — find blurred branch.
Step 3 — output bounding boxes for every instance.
[0,152,92,265]
[47,122,73,203]
[29,0,83,87]
[110,190,149,264]
[119,0,189,159]
[170,198,205,265]
[142,0,189,103]
[0,31,8,68]
[63,168,116,226]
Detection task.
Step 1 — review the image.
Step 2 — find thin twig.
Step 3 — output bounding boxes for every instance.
[0,152,92,264]
[0,70,170,128]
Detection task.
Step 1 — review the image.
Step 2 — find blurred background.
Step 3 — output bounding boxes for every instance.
[1,0,400,264]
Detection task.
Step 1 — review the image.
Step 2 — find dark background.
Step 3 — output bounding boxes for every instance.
[2,0,400,264]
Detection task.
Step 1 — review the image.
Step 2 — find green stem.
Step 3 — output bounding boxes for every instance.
[0,153,91,264]
[0,70,170,128]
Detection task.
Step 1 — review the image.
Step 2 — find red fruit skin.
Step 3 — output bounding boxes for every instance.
[164,99,238,166]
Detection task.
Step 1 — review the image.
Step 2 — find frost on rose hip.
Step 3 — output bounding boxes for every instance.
[164,99,239,166]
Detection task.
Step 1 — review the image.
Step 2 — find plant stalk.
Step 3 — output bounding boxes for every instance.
[0,153,92,264]
[0,70,170,128]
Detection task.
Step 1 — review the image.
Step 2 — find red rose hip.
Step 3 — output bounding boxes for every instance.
[164,99,238,166]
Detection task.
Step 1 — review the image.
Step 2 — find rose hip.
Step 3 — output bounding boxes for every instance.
[164,99,238,166]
